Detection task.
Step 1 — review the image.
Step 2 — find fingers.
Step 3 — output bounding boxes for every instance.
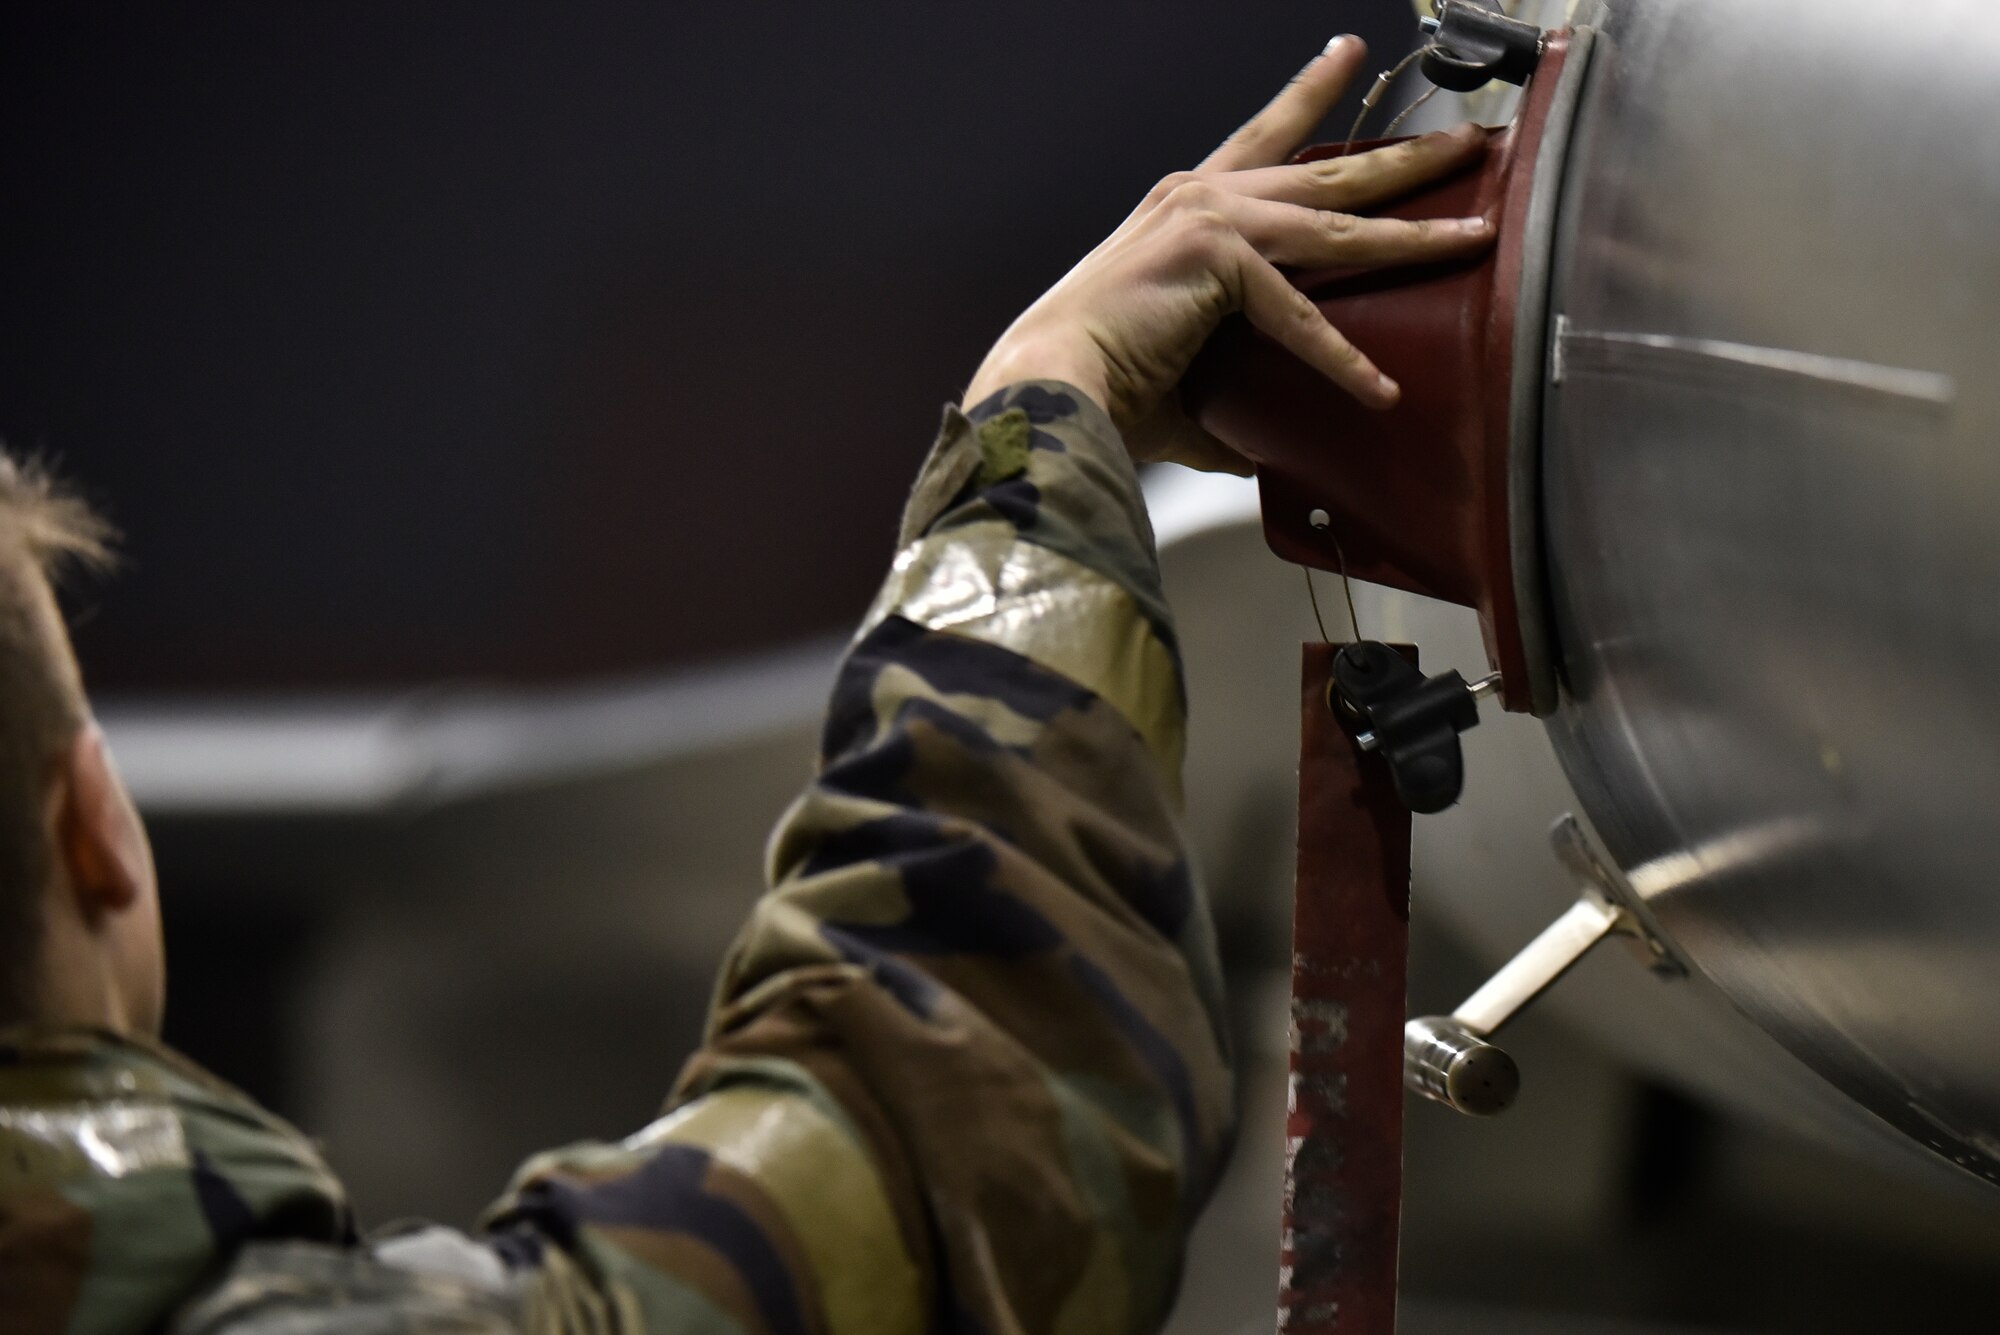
[1199,35,1367,173]
[1147,174,1493,272]
[1223,123,1489,210]
[1230,239,1400,410]
[1306,124,1492,212]
[1234,198,1494,271]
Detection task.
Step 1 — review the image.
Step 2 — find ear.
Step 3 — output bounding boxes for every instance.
[55,724,148,916]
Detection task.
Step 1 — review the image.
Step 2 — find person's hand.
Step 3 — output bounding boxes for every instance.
[963,35,1495,474]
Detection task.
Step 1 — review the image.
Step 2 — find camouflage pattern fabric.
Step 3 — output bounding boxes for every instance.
[0,380,1235,1335]
[0,1027,355,1333]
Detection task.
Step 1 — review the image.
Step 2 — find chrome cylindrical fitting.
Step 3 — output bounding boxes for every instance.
[1404,1016,1520,1116]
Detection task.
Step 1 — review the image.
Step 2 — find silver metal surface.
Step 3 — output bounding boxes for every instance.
[1546,812,1685,978]
[1467,672,1504,702]
[1506,22,1597,717]
[1540,0,2000,1184]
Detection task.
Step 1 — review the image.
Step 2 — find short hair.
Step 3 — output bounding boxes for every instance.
[0,451,113,1021]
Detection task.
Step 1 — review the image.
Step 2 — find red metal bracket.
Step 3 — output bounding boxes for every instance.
[1281,642,1414,1333]
[1186,35,1575,715]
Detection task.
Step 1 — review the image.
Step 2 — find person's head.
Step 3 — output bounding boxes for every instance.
[0,452,161,1036]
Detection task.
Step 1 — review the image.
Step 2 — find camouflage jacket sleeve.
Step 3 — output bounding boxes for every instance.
[486,381,1236,1335]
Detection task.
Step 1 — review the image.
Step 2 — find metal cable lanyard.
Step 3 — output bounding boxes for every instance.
[1280,642,1417,1335]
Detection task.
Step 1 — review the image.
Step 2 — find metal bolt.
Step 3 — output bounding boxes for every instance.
[1308,508,1331,530]
[1420,14,1443,34]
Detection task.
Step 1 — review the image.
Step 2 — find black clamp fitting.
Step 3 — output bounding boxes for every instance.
[1420,0,1547,92]
[1330,641,1496,815]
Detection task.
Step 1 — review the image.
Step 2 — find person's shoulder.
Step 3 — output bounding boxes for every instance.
[0,1024,349,1214]
[1,1025,361,1335]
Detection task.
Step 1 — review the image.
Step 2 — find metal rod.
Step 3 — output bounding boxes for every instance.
[1452,893,1623,1036]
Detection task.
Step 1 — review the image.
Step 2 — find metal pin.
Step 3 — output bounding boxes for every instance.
[1404,816,1686,1117]
[1404,1017,1518,1115]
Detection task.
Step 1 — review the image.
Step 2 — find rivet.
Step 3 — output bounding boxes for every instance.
[1308,508,1331,530]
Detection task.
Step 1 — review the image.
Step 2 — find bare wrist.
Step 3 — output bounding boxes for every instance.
[964,337,1110,419]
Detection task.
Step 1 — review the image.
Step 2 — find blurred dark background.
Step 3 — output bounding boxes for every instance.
[8,7,2000,1333]
[0,2,1412,690]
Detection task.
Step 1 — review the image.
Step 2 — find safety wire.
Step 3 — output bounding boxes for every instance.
[1337,45,1431,155]
[1382,84,1442,138]
[1303,536,1362,642]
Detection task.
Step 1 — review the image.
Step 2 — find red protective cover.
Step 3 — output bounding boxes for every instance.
[1280,642,1414,1334]
[1184,36,1571,712]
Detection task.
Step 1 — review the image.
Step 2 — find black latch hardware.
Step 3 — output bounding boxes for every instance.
[1420,0,1547,92]
[1329,641,1497,815]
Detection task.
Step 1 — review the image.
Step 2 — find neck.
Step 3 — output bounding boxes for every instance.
[29,909,137,1035]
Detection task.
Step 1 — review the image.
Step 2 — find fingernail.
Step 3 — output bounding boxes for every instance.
[1375,372,1401,404]
[1455,216,1493,234]
[1323,33,1359,56]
